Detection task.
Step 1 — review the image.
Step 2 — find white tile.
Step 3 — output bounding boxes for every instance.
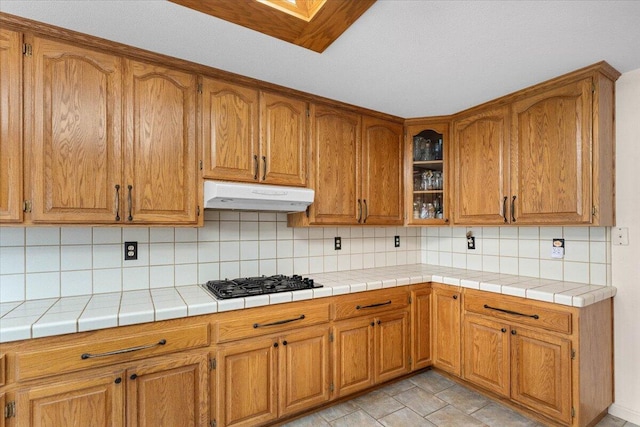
[122,267,149,290]
[78,308,118,332]
[438,252,452,267]
[292,227,309,240]
[1,246,24,274]
[589,241,607,263]
[175,242,198,264]
[203,210,219,221]
[292,289,313,301]
[240,260,260,277]
[539,260,563,281]
[150,265,175,288]
[26,246,60,273]
[26,272,60,299]
[220,261,240,279]
[426,250,439,265]
[276,223,293,240]
[149,243,174,266]
[499,239,518,257]
[564,241,590,263]
[563,227,590,241]
[60,245,92,271]
[0,274,25,302]
[563,262,590,284]
[313,287,333,298]
[122,227,149,243]
[217,298,245,312]
[518,227,539,239]
[518,258,540,278]
[338,255,352,271]
[118,309,154,326]
[438,227,452,237]
[92,268,122,294]
[259,222,277,240]
[293,257,309,275]
[259,240,277,259]
[0,318,34,342]
[322,227,337,238]
[198,242,219,263]
[518,239,539,259]
[92,227,121,244]
[198,262,219,281]
[483,239,499,256]
[259,259,277,276]
[479,282,502,293]
[149,227,175,243]
[61,270,92,296]
[258,212,277,222]
[553,293,574,306]
[0,228,25,246]
[220,242,240,262]
[501,285,526,298]
[240,241,259,260]
[309,256,324,274]
[277,258,294,275]
[467,254,482,271]
[277,240,293,258]
[33,314,78,338]
[244,294,270,308]
[27,228,60,245]
[590,263,608,286]
[589,227,607,242]
[174,227,197,242]
[220,211,240,221]
[269,292,292,305]
[61,227,93,245]
[175,263,198,286]
[540,227,563,240]
[482,227,500,239]
[439,236,452,252]
[452,253,466,269]
[197,222,219,242]
[220,221,240,241]
[499,227,518,239]
[292,239,309,258]
[525,288,555,303]
[499,257,519,275]
[240,221,259,241]
[308,228,324,239]
[93,244,122,269]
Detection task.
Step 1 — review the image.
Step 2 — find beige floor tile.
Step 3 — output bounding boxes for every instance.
[595,414,634,427]
[353,392,404,419]
[435,383,491,414]
[426,405,488,427]
[409,370,456,394]
[381,378,417,396]
[281,412,331,427]
[331,410,384,427]
[394,386,448,416]
[318,401,360,422]
[471,402,544,427]
[379,407,437,427]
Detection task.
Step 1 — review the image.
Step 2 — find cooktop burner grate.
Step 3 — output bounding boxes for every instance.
[204,274,321,299]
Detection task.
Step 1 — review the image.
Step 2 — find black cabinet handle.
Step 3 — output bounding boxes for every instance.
[370,322,375,327]
[114,185,121,221]
[273,342,279,348]
[262,156,267,181]
[501,328,507,333]
[483,304,539,319]
[127,185,133,221]
[114,377,122,384]
[253,314,305,328]
[452,295,458,300]
[81,339,166,360]
[502,196,508,223]
[511,195,517,222]
[130,374,137,380]
[363,199,368,223]
[253,154,259,180]
[357,199,362,223]
[282,340,287,346]
[511,330,517,335]
[356,300,391,310]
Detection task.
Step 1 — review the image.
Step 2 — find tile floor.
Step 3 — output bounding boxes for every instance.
[282,370,638,427]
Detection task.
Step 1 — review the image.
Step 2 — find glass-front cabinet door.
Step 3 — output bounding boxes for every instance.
[405,120,450,225]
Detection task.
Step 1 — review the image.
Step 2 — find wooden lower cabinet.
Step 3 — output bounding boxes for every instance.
[432,283,461,376]
[333,309,410,398]
[15,369,125,427]
[410,285,432,370]
[214,326,330,427]
[12,351,207,427]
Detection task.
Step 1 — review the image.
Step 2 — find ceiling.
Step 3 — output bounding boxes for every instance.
[2,0,640,118]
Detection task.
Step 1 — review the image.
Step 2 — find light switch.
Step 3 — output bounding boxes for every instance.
[613,227,629,246]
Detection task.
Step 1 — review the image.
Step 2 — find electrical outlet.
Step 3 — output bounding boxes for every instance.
[394,236,400,247]
[334,237,342,250]
[551,238,565,259]
[467,236,476,250]
[125,241,138,260]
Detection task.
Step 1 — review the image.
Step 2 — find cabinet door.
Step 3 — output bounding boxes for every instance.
[308,104,361,224]
[333,317,374,397]
[279,326,330,417]
[202,79,259,182]
[27,36,122,223]
[361,116,403,225]
[123,59,197,224]
[463,314,510,397]
[260,91,307,186]
[0,29,22,223]
[126,352,208,427]
[432,285,461,376]
[511,327,572,424]
[452,106,510,225]
[216,337,278,427]
[510,78,592,224]
[411,286,432,370]
[15,370,124,427]
[375,310,410,383]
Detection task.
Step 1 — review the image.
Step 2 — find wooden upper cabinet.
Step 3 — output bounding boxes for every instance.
[361,116,403,225]
[202,79,307,186]
[202,78,259,182]
[0,29,22,223]
[26,36,123,223]
[260,91,307,186]
[306,104,361,225]
[452,106,510,225]
[510,77,592,225]
[123,59,198,224]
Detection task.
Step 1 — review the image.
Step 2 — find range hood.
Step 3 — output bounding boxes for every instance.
[203,181,314,212]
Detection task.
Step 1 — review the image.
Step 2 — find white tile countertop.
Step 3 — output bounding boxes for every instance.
[0,264,616,343]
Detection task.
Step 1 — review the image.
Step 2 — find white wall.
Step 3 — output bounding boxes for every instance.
[609,68,640,424]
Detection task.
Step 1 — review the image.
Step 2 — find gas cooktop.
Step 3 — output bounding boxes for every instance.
[204,274,321,299]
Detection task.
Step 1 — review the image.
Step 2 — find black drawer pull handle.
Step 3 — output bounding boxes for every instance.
[483,304,539,319]
[253,314,305,329]
[356,300,392,310]
[81,339,167,360]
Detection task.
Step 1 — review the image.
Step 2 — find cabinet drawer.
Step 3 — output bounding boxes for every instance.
[464,290,571,334]
[214,302,331,343]
[13,323,209,381]
[333,288,409,321]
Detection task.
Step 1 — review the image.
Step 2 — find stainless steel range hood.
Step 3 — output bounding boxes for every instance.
[203,181,314,212]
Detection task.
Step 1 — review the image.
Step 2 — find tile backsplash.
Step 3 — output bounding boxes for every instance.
[421,226,611,286]
[0,213,611,303]
[0,211,421,303]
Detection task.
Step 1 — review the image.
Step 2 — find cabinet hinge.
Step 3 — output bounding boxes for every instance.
[305,206,310,218]
[199,159,203,170]
[197,205,201,216]
[408,296,412,304]
[197,83,203,94]
[571,407,575,418]
[22,43,32,57]
[4,401,16,419]
[592,82,596,94]
[571,349,576,360]
[329,332,334,342]
[306,109,310,118]
[210,358,216,370]
[329,382,334,392]
[409,356,413,367]
[23,200,32,213]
